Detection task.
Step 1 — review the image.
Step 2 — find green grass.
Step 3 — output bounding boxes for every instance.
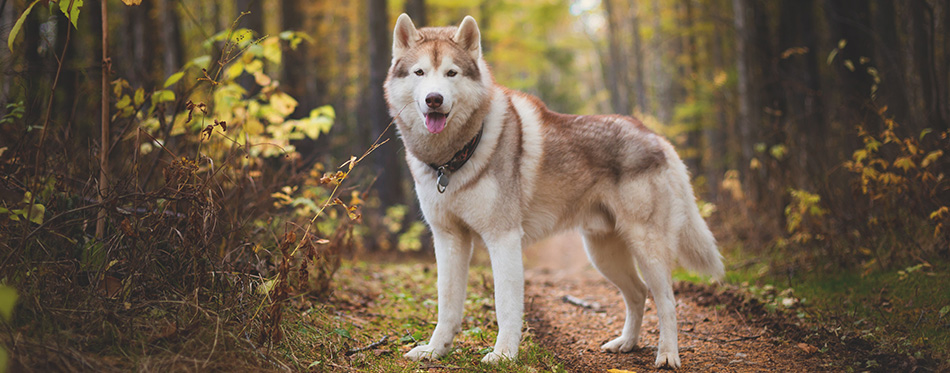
[723,257,950,363]
[274,260,565,372]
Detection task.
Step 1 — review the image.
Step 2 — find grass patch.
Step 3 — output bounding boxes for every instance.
[274,260,565,372]
[724,257,950,364]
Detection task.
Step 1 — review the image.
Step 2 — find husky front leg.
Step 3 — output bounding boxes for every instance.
[481,230,524,364]
[405,230,472,361]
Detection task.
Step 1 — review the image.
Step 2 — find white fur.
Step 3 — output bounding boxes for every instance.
[509,95,544,210]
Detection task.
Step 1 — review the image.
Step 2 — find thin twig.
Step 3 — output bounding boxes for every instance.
[561,294,604,312]
[684,330,764,343]
[345,335,388,356]
[96,0,111,239]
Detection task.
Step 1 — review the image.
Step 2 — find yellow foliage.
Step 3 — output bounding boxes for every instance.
[921,150,943,168]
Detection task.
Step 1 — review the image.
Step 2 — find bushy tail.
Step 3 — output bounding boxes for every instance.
[665,147,724,280]
[677,204,724,280]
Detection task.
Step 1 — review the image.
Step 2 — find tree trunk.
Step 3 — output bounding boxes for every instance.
[237,0,263,33]
[122,1,159,87]
[825,0,876,129]
[237,0,263,94]
[602,0,630,115]
[629,1,648,113]
[945,0,950,128]
[479,1,492,54]
[682,0,702,175]
[404,0,426,27]
[158,0,184,78]
[731,0,751,167]
[367,0,405,208]
[907,0,947,131]
[651,0,672,124]
[779,0,823,187]
[282,0,322,117]
[706,5,729,202]
[873,0,911,126]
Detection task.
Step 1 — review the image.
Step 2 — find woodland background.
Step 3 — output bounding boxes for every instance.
[0,0,947,371]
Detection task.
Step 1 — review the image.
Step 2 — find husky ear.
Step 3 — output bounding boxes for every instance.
[393,13,420,58]
[453,15,481,59]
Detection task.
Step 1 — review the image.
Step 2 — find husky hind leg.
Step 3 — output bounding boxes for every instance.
[623,224,681,368]
[581,232,648,353]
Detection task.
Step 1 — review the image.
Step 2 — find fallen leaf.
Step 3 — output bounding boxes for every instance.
[100,276,122,298]
[797,342,818,354]
[149,321,177,342]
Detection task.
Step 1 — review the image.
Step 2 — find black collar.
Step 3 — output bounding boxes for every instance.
[428,127,483,193]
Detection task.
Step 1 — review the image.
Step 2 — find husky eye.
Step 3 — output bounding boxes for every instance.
[446,70,458,77]
[414,69,424,76]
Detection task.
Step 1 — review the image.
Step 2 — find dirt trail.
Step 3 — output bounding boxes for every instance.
[522,233,837,372]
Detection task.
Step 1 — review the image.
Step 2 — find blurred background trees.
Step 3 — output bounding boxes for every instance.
[1,0,947,268]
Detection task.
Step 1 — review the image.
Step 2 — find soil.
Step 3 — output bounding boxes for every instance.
[521,233,925,373]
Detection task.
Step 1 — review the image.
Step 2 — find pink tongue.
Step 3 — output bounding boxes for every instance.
[425,113,447,134]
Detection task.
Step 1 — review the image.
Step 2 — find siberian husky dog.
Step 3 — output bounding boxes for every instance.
[384,14,724,369]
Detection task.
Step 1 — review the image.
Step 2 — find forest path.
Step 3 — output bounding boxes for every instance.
[522,233,836,372]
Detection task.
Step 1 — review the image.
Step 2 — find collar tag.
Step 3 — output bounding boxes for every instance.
[436,166,450,193]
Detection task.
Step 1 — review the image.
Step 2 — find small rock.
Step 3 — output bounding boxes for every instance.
[781,297,799,308]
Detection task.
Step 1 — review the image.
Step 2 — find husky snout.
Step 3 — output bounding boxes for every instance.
[423,92,449,133]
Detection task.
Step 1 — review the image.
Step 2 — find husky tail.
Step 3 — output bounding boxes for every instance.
[677,200,724,280]
[667,148,725,280]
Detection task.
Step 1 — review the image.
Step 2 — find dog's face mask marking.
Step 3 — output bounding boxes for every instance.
[387,15,486,135]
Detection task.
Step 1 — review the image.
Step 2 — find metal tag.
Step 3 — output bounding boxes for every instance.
[436,167,450,193]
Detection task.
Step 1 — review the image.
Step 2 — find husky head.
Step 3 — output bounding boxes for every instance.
[384,14,492,162]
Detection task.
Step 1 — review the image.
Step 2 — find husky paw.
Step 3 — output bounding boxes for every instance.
[404,344,448,361]
[480,350,516,364]
[601,336,639,353]
[654,351,681,369]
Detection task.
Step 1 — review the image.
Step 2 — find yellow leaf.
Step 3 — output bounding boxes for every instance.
[780,46,809,59]
[253,71,272,87]
[852,149,867,163]
[244,118,264,136]
[25,204,44,225]
[892,156,914,172]
[607,369,637,373]
[134,88,145,107]
[225,61,244,80]
[750,158,762,170]
[245,59,264,74]
[0,285,17,321]
[121,0,142,5]
[713,70,727,87]
[269,92,298,117]
[922,150,943,168]
[904,139,918,155]
[844,59,855,71]
[931,206,949,221]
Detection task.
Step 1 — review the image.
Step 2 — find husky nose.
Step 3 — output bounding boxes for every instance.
[425,93,443,108]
